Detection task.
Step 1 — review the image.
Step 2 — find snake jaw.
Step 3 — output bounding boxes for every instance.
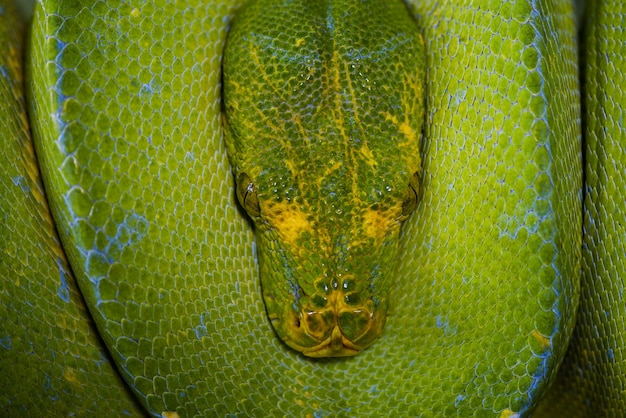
[264,277,389,357]
[303,326,362,358]
[249,193,406,357]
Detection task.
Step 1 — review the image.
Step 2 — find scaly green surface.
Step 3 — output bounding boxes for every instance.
[535,0,626,415]
[223,0,425,357]
[4,0,618,416]
[0,1,143,415]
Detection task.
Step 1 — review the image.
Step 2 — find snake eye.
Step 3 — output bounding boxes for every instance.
[236,173,261,217]
[401,171,421,217]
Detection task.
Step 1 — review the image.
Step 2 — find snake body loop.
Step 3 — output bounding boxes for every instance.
[534,1,626,415]
[0,0,623,416]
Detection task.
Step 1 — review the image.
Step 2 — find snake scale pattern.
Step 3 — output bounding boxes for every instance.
[0,0,623,416]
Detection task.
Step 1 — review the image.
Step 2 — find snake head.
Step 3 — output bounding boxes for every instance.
[222,0,425,356]
[227,169,421,357]
[265,279,390,358]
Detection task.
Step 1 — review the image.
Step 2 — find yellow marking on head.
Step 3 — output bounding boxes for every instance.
[380,109,422,171]
[314,160,344,203]
[295,38,306,47]
[161,412,180,418]
[532,330,551,349]
[130,8,141,18]
[316,161,343,186]
[250,45,287,104]
[362,208,401,242]
[292,114,308,144]
[285,159,298,179]
[318,52,367,209]
[263,201,313,248]
[399,120,418,144]
[328,51,342,96]
[381,111,399,125]
[359,142,377,168]
[381,110,418,145]
[233,46,299,165]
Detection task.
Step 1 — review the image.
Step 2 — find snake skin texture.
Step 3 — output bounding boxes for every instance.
[402,0,581,415]
[0,1,143,415]
[4,0,618,416]
[535,1,626,416]
[222,0,426,357]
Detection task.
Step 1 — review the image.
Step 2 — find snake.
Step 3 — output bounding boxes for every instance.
[221,0,425,358]
[0,0,622,416]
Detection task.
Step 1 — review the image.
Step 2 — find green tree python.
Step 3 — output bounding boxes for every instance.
[0,0,623,416]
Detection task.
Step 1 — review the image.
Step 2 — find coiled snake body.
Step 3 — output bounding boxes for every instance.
[0,0,623,416]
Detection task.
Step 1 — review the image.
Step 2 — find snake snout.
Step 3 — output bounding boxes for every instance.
[271,288,388,357]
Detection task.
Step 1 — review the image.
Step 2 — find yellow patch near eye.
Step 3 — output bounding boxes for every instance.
[398,121,417,144]
[263,201,313,248]
[362,208,402,242]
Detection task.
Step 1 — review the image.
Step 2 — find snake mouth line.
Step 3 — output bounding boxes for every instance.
[297,325,363,358]
[272,300,387,357]
[269,311,365,357]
